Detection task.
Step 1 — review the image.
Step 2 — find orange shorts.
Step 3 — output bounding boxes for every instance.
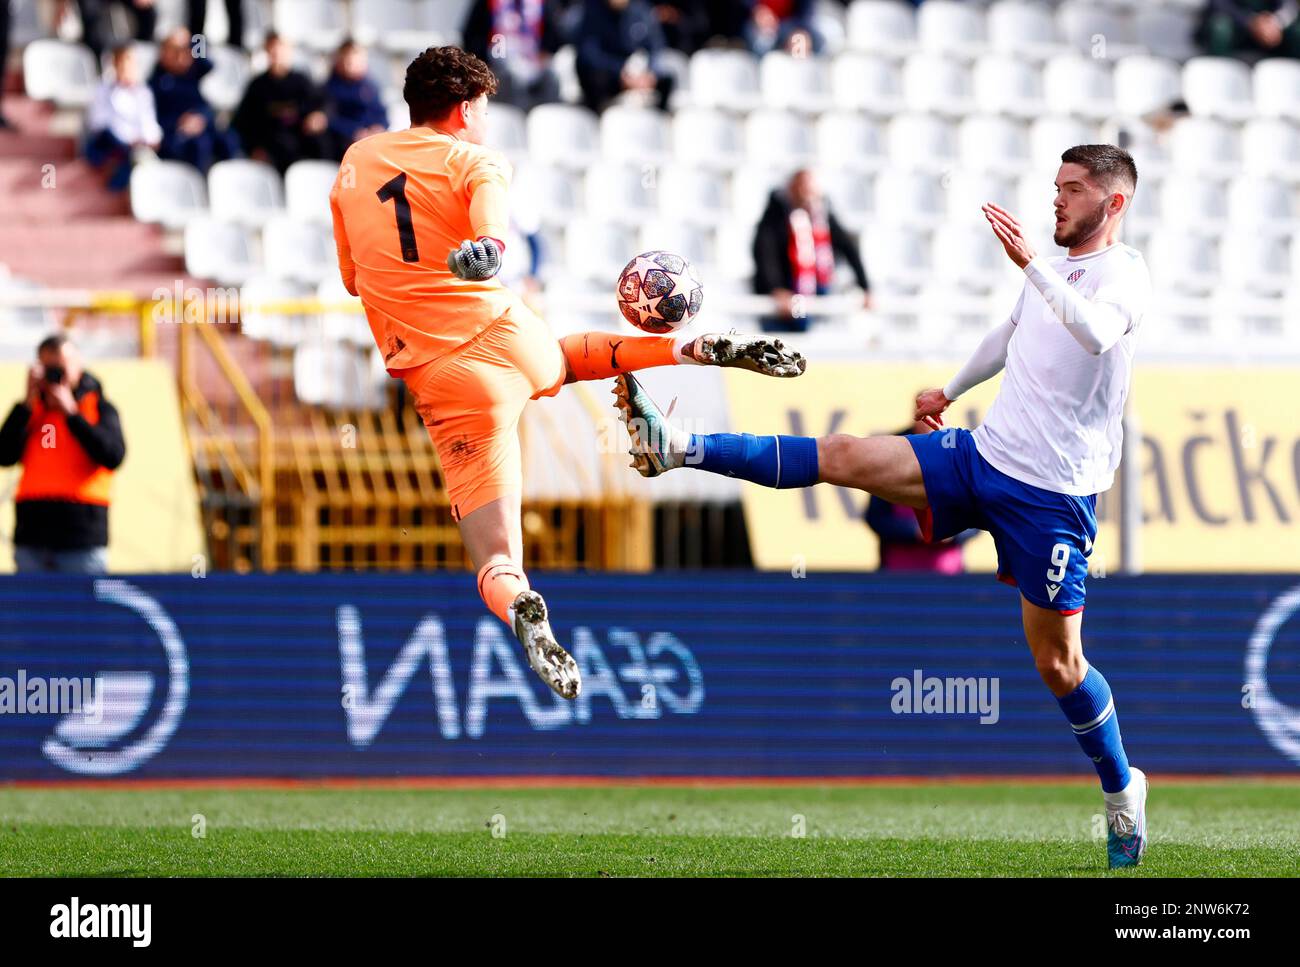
[395,300,566,521]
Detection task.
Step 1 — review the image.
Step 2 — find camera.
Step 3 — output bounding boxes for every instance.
[43,364,66,386]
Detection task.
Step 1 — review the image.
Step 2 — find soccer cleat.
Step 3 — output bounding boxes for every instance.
[1105,767,1149,869]
[683,332,806,378]
[612,372,685,478]
[510,590,580,700]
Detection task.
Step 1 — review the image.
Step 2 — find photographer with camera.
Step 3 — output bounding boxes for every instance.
[0,334,126,573]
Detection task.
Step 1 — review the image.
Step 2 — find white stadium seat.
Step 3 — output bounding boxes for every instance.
[886,113,956,173]
[1157,173,1228,230]
[1112,56,1183,118]
[184,218,259,285]
[713,218,758,282]
[1029,116,1097,170]
[971,55,1045,120]
[931,224,1008,292]
[1146,229,1218,296]
[987,1,1060,60]
[272,0,348,51]
[1135,6,1198,62]
[317,276,368,346]
[945,170,1015,225]
[829,52,904,114]
[585,162,658,224]
[759,51,832,113]
[815,112,886,172]
[208,160,285,227]
[1241,119,1300,182]
[526,104,599,167]
[917,0,986,58]
[743,110,816,167]
[672,108,744,169]
[657,165,729,225]
[239,276,313,346]
[637,220,713,270]
[600,106,671,165]
[689,49,760,111]
[1253,59,1300,123]
[1226,177,1296,230]
[846,0,916,56]
[263,215,335,284]
[861,225,930,293]
[22,40,97,108]
[874,170,945,228]
[200,45,252,112]
[819,168,874,227]
[1217,231,1291,297]
[350,0,446,55]
[1126,173,1162,228]
[901,53,973,116]
[130,162,209,230]
[1056,1,1134,57]
[1168,117,1240,177]
[958,115,1031,176]
[1042,54,1115,121]
[294,340,387,410]
[512,164,580,226]
[729,165,786,224]
[563,217,638,283]
[485,104,528,155]
[284,160,339,224]
[1182,57,1254,122]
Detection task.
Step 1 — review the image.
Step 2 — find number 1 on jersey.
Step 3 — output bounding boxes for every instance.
[376,172,419,263]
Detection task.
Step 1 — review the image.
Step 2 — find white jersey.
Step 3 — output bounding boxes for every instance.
[972,243,1151,496]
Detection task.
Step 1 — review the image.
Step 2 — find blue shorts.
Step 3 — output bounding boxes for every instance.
[906,428,1098,613]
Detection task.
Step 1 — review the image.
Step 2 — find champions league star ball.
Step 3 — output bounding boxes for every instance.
[615,251,704,334]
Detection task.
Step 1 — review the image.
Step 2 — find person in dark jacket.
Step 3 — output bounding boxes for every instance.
[865,423,977,573]
[462,0,566,111]
[1196,0,1300,58]
[575,0,675,113]
[323,39,388,158]
[752,168,872,332]
[188,0,244,48]
[150,27,242,173]
[745,0,823,55]
[0,334,126,574]
[651,1,712,54]
[231,32,331,173]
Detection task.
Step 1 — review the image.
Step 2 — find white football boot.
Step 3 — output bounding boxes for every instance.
[510,590,580,700]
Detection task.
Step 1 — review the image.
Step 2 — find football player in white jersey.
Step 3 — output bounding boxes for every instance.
[614,144,1151,869]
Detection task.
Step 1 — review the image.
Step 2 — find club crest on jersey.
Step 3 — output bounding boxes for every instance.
[1066,268,1087,284]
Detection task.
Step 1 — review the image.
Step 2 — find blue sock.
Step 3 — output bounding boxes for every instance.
[687,433,819,489]
[1056,665,1132,793]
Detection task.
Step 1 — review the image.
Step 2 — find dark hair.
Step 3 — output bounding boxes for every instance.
[37,333,68,355]
[404,46,497,125]
[1060,144,1138,197]
[336,37,359,55]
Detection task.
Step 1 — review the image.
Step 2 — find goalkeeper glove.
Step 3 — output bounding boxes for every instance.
[447,237,503,280]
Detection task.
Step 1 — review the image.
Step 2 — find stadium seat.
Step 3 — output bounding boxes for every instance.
[208,160,285,227]
[526,104,599,168]
[845,0,917,56]
[512,164,580,226]
[585,162,658,224]
[284,160,339,224]
[1029,116,1098,170]
[945,170,1015,225]
[932,224,1008,292]
[294,340,387,410]
[873,170,945,228]
[22,40,97,108]
[263,215,335,284]
[485,104,528,155]
[637,220,713,271]
[1168,117,1240,177]
[238,275,313,346]
[987,1,1061,61]
[688,49,761,111]
[814,112,886,172]
[1226,176,1296,231]
[130,161,209,230]
[1241,119,1300,182]
[1182,57,1254,122]
[106,41,158,82]
[1042,54,1115,121]
[1217,231,1292,297]
[971,55,1045,120]
[860,224,930,292]
[886,113,956,173]
[1157,173,1228,230]
[184,217,260,285]
[829,52,904,114]
[316,276,368,346]
[656,164,729,225]
[1126,173,1162,229]
[1056,1,1135,57]
[1112,56,1183,118]
[712,218,758,282]
[563,217,638,282]
[600,106,672,165]
[729,165,786,224]
[672,108,744,170]
[200,45,253,113]
[901,53,973,117]
[743,110,816,168]
[271,0,348,51]
[916,0,986,58]
[1134,6,1197,62]
[819,168,874,228]
[759,51,833,114]
[1146,229,1218,296]
[958,115,1031,175]
[424,0,473,42]
[1253,59,1300,123]
[384,93,410,131]
[350,0,446,55]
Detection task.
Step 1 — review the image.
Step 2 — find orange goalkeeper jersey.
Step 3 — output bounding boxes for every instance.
[329,127,515,370]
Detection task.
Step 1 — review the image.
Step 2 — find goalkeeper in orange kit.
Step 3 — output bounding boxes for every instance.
[329,46,804,700]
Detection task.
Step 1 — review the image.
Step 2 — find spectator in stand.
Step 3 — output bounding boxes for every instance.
[745,0,823,56]
[149,27,241,173]
[1196,0,1300,58]
[462,0,566,111]
[575,0,675,113]
[651,1,711,54]
[700,0,753,47]
[751,169,872,333]
[324,39,388,159]
[865,422,978,573]
[188,0,244,48]
[67,0,157,65]
[232,33,331,173]
[84,44,161,192]
[0,334,126,574]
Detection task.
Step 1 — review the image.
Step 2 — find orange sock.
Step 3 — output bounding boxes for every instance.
[559,331,682,381]
[477,560,529,625]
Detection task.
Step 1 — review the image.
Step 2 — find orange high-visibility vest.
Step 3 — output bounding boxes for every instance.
[14,391,114,506]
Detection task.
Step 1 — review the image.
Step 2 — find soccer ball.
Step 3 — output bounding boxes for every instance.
[615,251,704,333]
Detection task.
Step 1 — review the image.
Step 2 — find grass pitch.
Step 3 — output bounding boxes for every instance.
[0,780,1296,877]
